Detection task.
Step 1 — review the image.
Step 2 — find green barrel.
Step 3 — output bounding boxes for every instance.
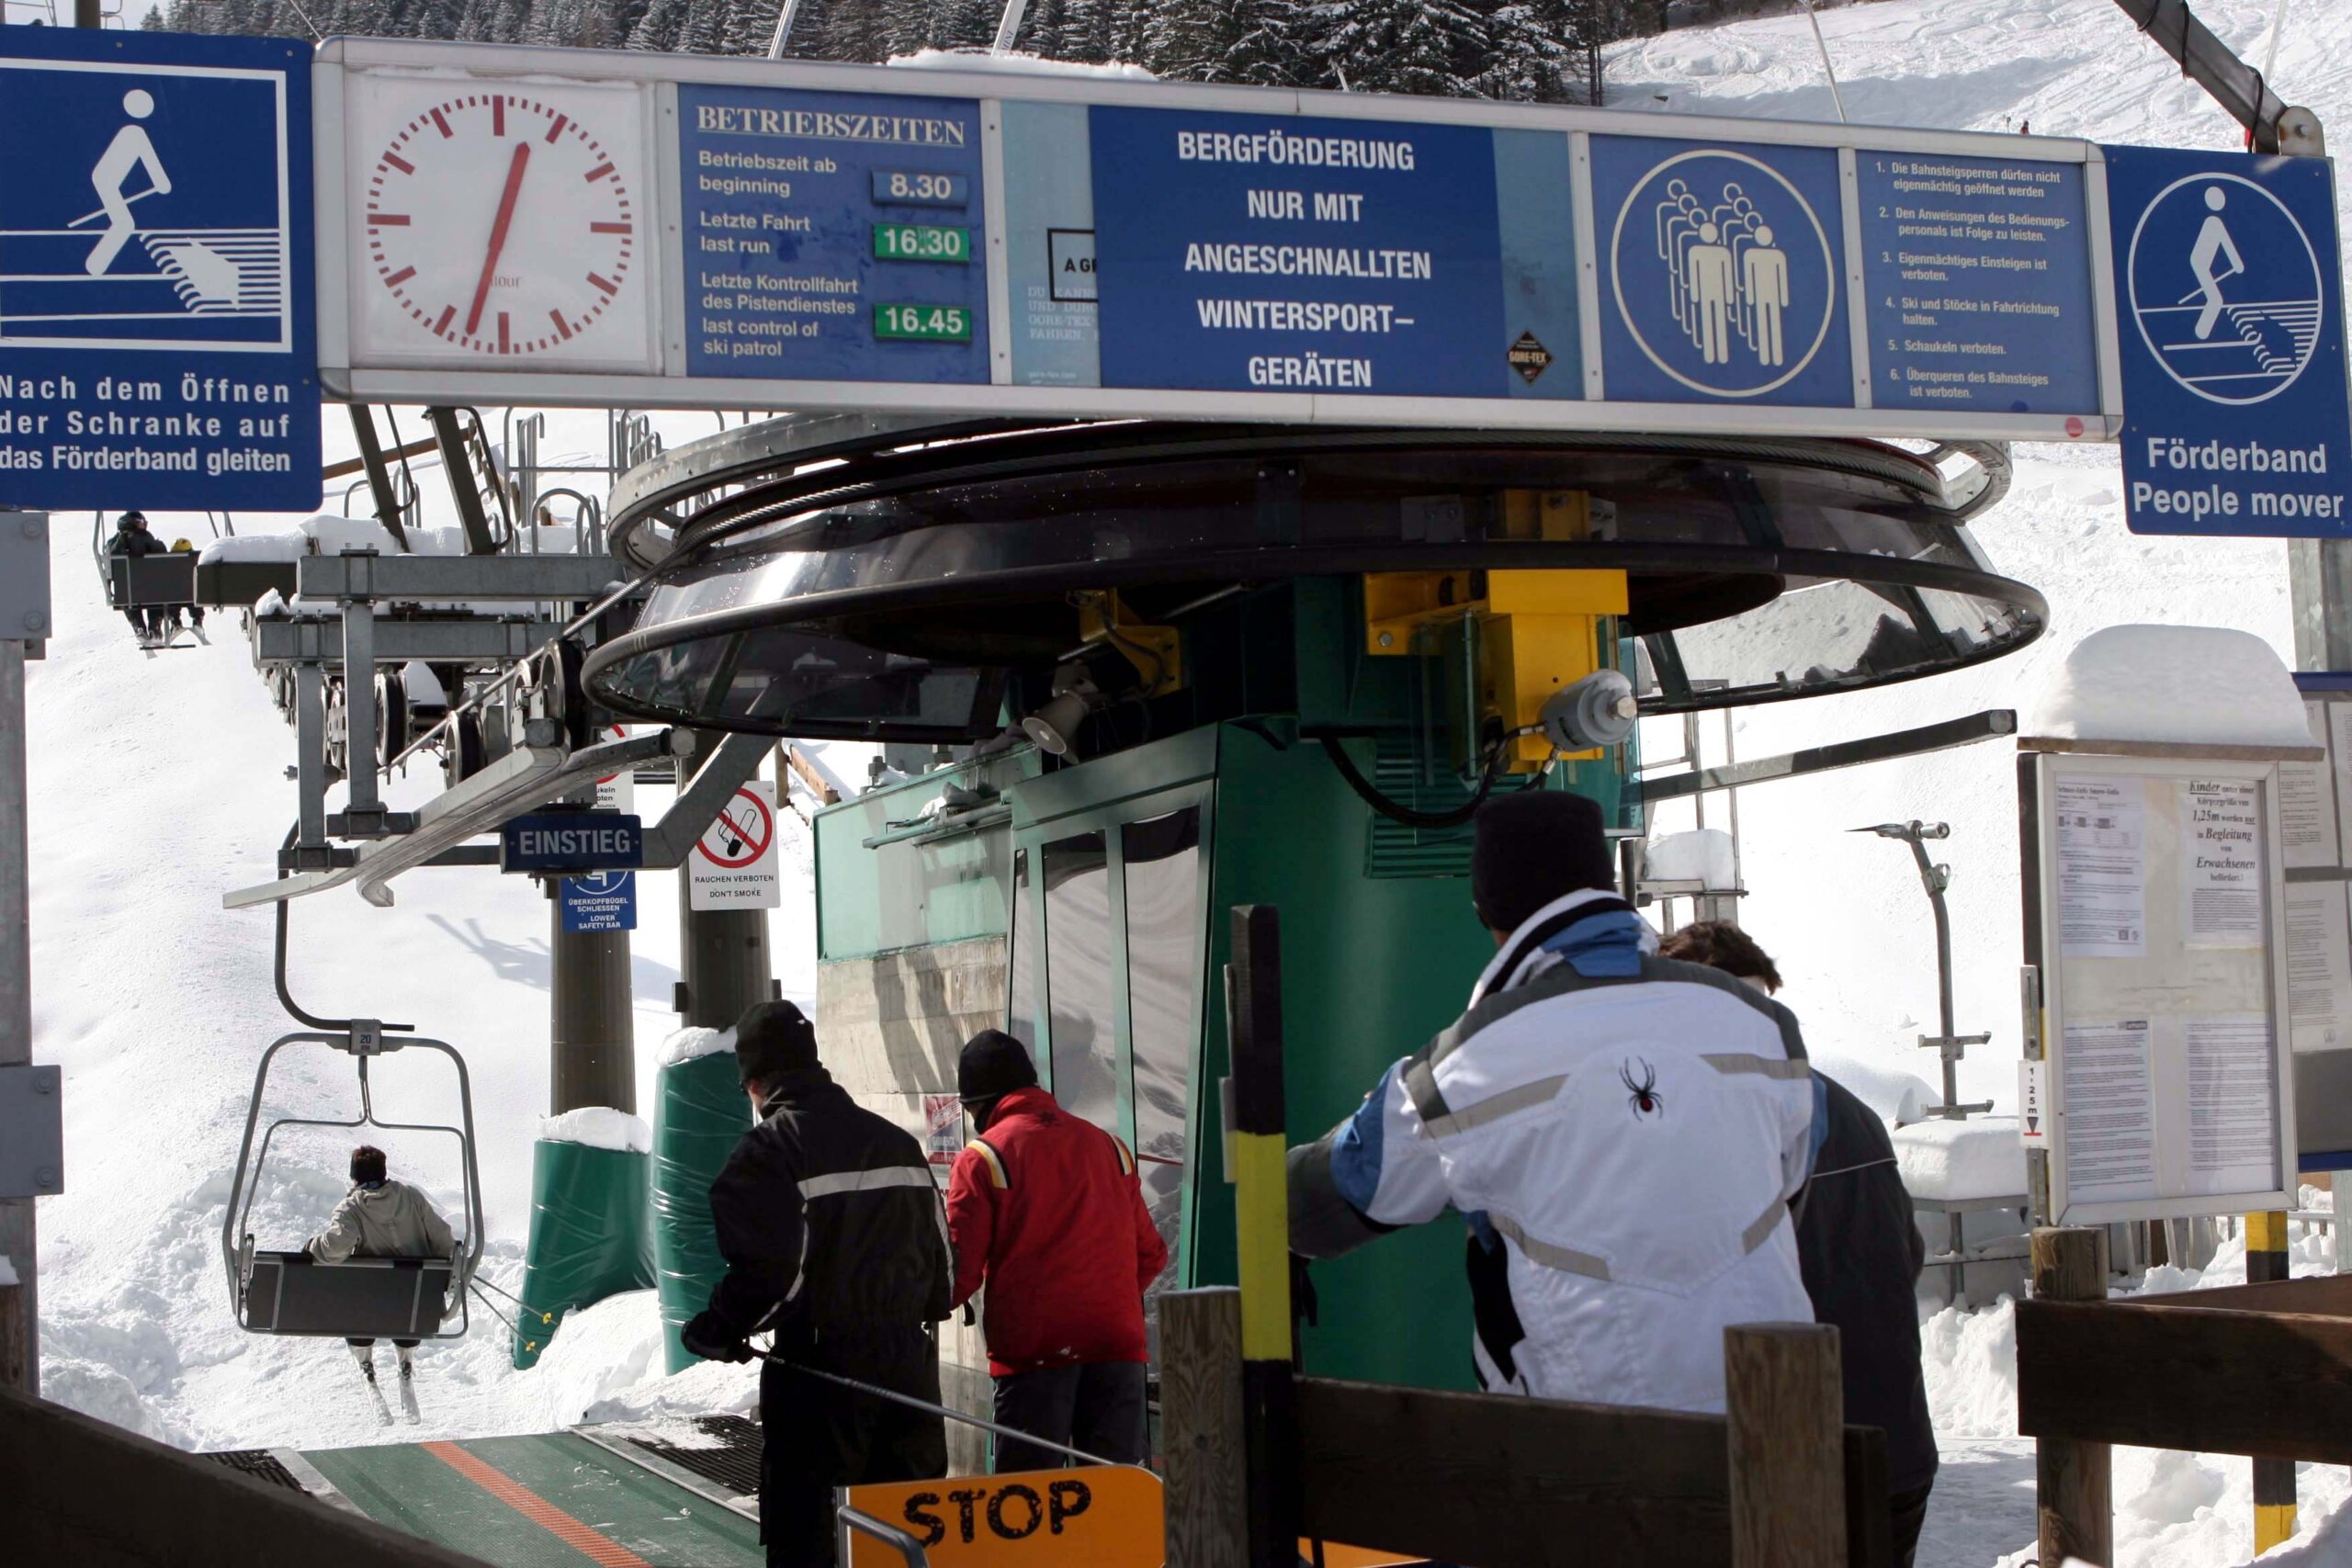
[653,1043,753,1372]
[511,1134,655,1370]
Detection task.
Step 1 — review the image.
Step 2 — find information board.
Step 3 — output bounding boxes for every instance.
[2029,752,2299,1223]
[0,28,318,509]
[2106,147,2352,537]
[677,84,989,386]
[311,39,2142,441]
[2278,674,2352,1165]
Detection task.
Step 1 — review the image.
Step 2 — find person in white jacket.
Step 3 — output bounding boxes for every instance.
[1288,790,1817,1415]
[309,1145,456,1391]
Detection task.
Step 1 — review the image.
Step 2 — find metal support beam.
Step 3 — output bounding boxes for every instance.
[295,663,330,850]
[297,553,623,604]
[254,617,563,665]
[675,735,775,1029]
[345,406,412,552]
[641,728,775,867]
[424,406,500,556]
[1640,710,2018,803]
[0,642,33,1394]
[342,600,379,821]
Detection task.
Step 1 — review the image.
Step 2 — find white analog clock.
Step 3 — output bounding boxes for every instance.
[345,73,659,373]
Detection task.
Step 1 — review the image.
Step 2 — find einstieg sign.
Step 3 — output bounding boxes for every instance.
[0,28,320,511]
[499,812,644,874]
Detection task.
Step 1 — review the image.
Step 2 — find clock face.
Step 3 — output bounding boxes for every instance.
[345,73,658,373]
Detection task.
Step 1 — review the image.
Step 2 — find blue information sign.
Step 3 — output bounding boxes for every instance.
[2105,146,2352,536]
[559,870,638,934]
[500,812,644,874]
[677,85,989,384]
[0,28,318,509]
[1856,152,2098,414]
[1590,136,1850,408]
[1087,108,1546,399]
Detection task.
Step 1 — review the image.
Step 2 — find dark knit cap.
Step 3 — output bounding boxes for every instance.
[958,1030,1038,1102]
[1471,790,1615,931]
[734,1000,820,1086]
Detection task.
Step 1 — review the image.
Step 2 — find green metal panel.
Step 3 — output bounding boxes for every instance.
[1192,719,1494,1393]
[813,750,1039,961]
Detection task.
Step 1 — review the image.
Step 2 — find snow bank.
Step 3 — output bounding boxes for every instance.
[888,48,1155,79]
[658,1026,736,1068]
[0,1254,15,1286]
[537,1107,653,1155]
[2023,625,2313,753]
[1893,1115,2025,1201]
[1811,1054,1941,1126]
[1644,828,1738,889]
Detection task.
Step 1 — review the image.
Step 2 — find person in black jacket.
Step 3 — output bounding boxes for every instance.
[1657,921,1939,1566]
[681,1000,953,1568]
[107,512,168,644]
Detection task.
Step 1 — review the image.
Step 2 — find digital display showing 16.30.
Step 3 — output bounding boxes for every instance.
[873,223,971,263]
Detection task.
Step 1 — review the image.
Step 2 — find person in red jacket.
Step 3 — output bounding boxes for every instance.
[944,1030,1167,1472]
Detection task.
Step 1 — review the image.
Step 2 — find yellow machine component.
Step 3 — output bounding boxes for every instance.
[1073,589,1183,697]
[1363,558,1630,772]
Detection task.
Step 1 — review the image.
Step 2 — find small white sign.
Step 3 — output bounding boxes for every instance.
[594,725,633,815]
[688,779,780,911]
[2018,1059,2050,1147]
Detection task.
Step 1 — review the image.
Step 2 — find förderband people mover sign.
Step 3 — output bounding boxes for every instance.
[0,29,319,510]
[2106,147,2352,539]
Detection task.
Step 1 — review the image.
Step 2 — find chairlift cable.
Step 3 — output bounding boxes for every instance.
[751,1348,1147,1472]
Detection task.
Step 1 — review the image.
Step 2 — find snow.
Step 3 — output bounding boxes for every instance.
[1812,1054,1943,1126]
[1644,828,1739,889]
[537,1107,653,1155]
[887,48,1157,80]
[1894,1116,2028,1201]
[658,1025,736,1068]
[2024,626,2315,753]
[0,1254,15,1286]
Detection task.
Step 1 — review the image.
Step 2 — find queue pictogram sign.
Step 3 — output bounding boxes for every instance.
[688,779,780,910]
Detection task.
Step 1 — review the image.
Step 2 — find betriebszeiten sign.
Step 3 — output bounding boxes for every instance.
[0,28,320,510]
[2105,145,2352,538]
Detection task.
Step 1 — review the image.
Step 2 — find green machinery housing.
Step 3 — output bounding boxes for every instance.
[585,415,2043,1427]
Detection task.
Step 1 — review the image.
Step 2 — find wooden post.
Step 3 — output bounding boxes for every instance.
[1724,1323,1847,1568]
[1162,1287,1248,1568]
[0,1281,25,1390]
[2033,1225,2113,1566]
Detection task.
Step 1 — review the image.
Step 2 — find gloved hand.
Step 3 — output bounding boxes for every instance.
[680,1312,753,1364]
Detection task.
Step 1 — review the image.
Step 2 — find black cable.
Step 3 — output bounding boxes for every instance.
[1317,732,1525,829]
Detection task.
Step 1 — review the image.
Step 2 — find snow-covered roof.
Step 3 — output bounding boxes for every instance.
[2021,625,2319,758]
[886,48,1156,80]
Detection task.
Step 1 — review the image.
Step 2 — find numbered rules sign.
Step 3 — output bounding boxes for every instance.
[688,779,781,911]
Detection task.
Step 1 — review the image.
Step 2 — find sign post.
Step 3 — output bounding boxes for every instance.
[0,29,320,511]
[0,514,46,1394]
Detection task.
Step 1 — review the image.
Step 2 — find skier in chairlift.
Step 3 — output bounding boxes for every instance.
[308,1144,457,1420]
[107,512,169,646]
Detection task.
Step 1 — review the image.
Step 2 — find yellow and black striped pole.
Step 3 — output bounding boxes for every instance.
[1227,904,1297,1568]
[2248,1210,2296,1552]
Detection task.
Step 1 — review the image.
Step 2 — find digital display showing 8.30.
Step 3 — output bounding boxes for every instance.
[677,85,989,384]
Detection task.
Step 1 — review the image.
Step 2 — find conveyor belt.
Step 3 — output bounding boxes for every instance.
[298,1430,766,1566]
[621,1415,762,1499]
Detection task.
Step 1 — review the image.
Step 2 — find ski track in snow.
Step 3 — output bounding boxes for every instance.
[26,1,2352,1562]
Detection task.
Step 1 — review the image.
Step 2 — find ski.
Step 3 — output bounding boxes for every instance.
[366,1379,394,1429]
[398,1371,421,1426]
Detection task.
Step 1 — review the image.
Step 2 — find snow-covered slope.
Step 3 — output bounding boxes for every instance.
[23,3,2352,1563]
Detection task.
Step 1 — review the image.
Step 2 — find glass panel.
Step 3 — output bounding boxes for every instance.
[1042,832,1119,1134]
[1123,808,1203,1294]
[1008,849,1040,1052]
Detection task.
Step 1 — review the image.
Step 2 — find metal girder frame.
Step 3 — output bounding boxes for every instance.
[641,728,775,867]
[252,617,564,664]
[1637,710,2018,803]
[297,553,627,603]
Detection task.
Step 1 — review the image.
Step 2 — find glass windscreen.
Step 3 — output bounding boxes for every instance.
[1042,831,1119,1134]
[1123,808,1203,1294]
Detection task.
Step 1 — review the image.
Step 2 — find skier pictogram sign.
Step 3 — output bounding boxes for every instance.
[689,779,781,910]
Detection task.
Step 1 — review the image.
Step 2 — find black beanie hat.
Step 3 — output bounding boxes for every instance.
[958,1030,1038,1102]
[1470,790,1615,932]
[735,1000,820,1086]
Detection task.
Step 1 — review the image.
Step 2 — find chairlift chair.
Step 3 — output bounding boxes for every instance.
[220,1021,485,1341]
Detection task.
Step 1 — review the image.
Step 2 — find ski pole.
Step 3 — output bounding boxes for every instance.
[751,1348,1150,1473]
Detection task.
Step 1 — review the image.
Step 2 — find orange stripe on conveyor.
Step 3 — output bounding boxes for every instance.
[421,1440,654,1568]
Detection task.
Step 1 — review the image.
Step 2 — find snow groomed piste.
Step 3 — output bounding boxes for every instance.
[11,1,2352,1565]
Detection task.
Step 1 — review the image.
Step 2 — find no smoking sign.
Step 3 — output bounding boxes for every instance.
[688,780,781,911]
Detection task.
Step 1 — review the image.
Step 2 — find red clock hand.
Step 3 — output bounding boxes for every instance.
[464,141,531,338]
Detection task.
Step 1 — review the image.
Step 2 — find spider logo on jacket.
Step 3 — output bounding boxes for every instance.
[1621,1058,1664,1120]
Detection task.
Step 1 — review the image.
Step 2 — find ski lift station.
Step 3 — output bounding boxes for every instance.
[14,4,2352,1565]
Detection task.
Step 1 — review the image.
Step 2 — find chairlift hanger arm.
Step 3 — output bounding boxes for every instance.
[2109,0,2321,153]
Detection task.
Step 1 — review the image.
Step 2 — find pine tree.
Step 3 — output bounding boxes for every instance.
[1312,0,1488,96]
[879,0,937,56]
[1148,0,1300,86]
[1474,0,1580,104]
[627,0,687,48]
